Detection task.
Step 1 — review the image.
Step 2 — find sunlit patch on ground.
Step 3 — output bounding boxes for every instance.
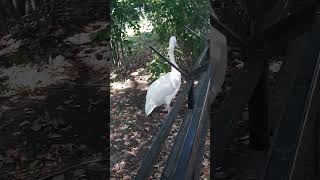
[64,21,109,45]
[111,68,151,93]
[111,80,134,91]
[0,55,76,95]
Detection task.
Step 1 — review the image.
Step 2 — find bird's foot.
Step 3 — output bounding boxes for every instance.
[164,105,172,112]
[163,106,172,118]
[164,110,171,118]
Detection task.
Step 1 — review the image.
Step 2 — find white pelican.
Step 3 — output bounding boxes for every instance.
[145,36,181,116]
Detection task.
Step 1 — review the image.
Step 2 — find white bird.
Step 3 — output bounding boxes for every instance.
[145,36,181,116]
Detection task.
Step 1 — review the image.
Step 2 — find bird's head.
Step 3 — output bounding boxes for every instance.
[169,36,179,51]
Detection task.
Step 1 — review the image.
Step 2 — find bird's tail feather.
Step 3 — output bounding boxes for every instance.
[145,101,156,116]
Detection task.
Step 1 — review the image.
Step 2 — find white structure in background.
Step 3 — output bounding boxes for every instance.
[210,8,228,99]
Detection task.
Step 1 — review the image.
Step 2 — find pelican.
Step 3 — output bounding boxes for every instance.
[145,36,181,116]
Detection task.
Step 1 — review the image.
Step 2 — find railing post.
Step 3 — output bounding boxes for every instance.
[248,49,269,150]
[316,111,320,178]
[188,82,194,109]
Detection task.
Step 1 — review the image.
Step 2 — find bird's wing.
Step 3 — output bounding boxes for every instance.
[147,73,173,93]
[145,72,181,114]
[164,77,181,105]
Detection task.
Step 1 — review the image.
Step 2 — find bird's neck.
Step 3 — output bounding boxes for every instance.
[168,49,179,73]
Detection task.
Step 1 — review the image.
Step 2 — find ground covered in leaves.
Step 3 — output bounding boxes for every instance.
[0,1,108,179]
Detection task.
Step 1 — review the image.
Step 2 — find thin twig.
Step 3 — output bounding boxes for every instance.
[199,16,210,26]
[148,45,190,79]
[38,158,107,180]
[185,26,208,42]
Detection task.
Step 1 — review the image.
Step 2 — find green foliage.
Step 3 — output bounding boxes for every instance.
[111,0,209,79]
[146,47,186,82]
[111,0,142,63]
[144,0,209,80]
[92,29,110,42]
[146,50,170,82]
[146,0,208,47]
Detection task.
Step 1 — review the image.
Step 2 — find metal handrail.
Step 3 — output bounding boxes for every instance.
[164,64,212,180]
[135,82,193,180]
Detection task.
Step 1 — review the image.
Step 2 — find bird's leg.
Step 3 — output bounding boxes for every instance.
[163,104,172,118]
[164,104,172,112]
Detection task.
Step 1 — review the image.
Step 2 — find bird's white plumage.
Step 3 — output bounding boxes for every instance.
[145,36,181,116]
